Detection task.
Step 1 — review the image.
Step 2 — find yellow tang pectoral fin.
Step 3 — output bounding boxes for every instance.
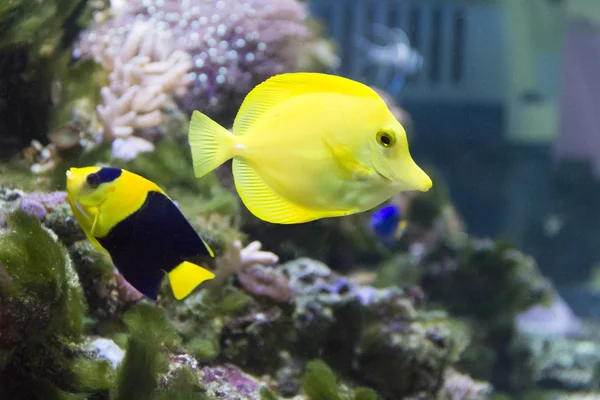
[323,137,376,181]
[232,158,325,224]
[168,261,216,300]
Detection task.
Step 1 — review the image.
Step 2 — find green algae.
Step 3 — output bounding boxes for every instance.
[166,286,254,362]
[424,238,553,321]
[0,210,119,398]
[165,366,205,393]
[122,302,182,350]
[187,337,220,362]
[302,360,343,400]
[153,392,210,400]
[114,336,169,400]
[301,360,380,400]
[67,356,114,392]
[259,386,279,400]
[0,0,86,55]
[0,210,85,341]
[112,303,218,399]
[113,303,182,400]
[0,0,98,159]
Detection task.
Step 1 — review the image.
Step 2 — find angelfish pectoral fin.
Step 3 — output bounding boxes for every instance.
[168,261,216,300]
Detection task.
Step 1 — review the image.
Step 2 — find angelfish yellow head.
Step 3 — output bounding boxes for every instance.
[368,118,432,192]
[66,166,121,207]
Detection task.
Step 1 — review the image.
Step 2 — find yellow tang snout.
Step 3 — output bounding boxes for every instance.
[369,133,433,193]
[391,156,432,193]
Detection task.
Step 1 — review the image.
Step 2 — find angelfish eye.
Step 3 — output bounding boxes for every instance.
[86,173,101,189]
[376,131,396,148]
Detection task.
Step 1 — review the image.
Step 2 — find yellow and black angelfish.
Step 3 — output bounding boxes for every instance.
[66,166,215,300]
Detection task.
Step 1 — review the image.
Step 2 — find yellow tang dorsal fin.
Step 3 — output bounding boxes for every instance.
[232,158,329,224]
[323,137,375,181]
[233,72,382,136]
[168,261,215,300]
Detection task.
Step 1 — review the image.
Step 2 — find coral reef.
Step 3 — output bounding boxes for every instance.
[208,239,280,289]
[91,20,193,160]
[1,3,595,397]
[75,0,312,128]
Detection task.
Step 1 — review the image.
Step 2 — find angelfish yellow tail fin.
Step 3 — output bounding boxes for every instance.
[188,110,236,178]
[168,261,216,300]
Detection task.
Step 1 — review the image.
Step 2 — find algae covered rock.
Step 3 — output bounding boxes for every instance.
[420,237,554,322]
[354,287,455,398]
[0,210,85,346]
[510,331,600,393]
[281,258,457,399]
[283,258,364,364]
[0,209,114,398]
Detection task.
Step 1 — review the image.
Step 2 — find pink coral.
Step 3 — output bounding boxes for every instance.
[238,264,291,303]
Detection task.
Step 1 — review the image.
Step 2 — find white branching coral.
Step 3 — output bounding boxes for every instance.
[76,0,311,126]
[93,20,193,160]
[207,240,280,289]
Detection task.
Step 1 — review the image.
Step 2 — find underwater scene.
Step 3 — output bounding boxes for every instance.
[0,0,598,399]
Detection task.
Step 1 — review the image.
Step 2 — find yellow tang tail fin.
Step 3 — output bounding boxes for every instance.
[188,110,236,178]
[168,261,216,300]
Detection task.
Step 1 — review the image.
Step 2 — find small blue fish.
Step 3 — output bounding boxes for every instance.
[370,204,407,245]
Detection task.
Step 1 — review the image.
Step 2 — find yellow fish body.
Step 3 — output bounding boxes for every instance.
[66,166,215,300]
[188,72,432,224]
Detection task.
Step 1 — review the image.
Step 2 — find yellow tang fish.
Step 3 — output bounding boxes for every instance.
[188,72,432,224]
[66,166,215,300]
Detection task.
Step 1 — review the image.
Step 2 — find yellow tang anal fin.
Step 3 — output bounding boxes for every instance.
[168,261,215,300]
[323,137,375,181]
[232,158,325,224]
[233,72,381,136]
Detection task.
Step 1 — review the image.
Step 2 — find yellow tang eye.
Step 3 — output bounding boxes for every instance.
[376,131,396,148]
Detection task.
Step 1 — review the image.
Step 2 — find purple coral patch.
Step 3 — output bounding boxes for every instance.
[202,364,260,396]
